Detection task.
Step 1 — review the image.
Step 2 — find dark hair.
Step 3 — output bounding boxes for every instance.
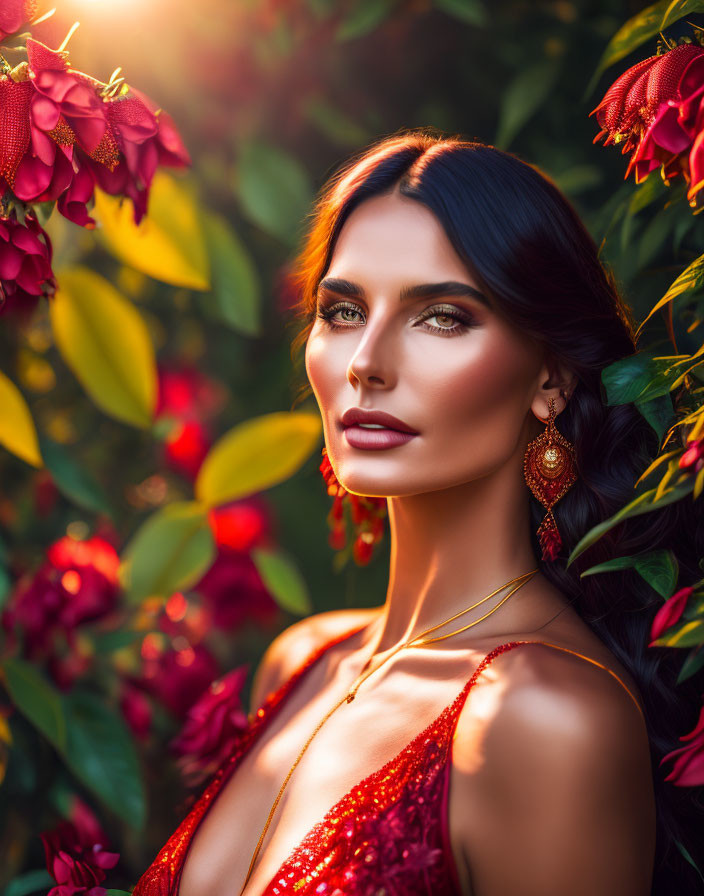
[287,127,704,893]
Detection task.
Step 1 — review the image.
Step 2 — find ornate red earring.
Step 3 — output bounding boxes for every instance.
[523,395,578,562]
[319,446,387,565]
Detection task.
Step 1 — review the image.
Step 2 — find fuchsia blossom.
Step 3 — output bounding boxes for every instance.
[0,35,189,316]
[660,699,704,787]
[649,585,694,645]
[591,42,704,206]
[40,796,119,896]
[170,665,250,786]
[0,1,36,42]
[0,210,56,317]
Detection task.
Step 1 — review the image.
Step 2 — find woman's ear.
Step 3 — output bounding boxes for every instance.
[530,356,578,422]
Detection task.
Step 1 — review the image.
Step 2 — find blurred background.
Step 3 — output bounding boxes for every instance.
[4,0,697,889]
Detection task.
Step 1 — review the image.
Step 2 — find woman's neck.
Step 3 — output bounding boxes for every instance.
[365,460,551,659]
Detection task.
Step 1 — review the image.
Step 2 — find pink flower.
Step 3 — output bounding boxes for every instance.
[40,797,119,896]
[170,665,250,785]
[0,1,36,42]
[649,586,694,645]
[660,699,704,787]
[0,210,56,318]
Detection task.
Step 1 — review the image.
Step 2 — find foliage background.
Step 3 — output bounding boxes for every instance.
[3,0,703,892]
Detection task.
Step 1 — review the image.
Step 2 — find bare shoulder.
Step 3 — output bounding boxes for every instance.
[249,606,378,711]
[451,642,655,895]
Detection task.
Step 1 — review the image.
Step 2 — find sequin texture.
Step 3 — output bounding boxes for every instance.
[131,631,643,896]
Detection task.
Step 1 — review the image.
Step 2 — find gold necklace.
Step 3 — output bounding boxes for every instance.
[239,567,539,894]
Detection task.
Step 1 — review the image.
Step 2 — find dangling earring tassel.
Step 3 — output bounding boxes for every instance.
[523,396,578,562]
[319,447,387,565]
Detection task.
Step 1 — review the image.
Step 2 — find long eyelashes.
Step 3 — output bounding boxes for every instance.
[315,301,476,338]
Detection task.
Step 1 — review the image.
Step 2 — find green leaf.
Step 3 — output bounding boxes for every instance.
[434,0,486,26]
[105,891,134,896]
[635,391,675,443]
[628,172,668,216]
[601,349,680,405]
[195,411,322,508]
[0,658,67,751]
[676,645,704,683]
[303,96,370,147]
[198,212,261,337]
[335,0,396,40]
[579,549,678,597]
[235,139,313,247]
[120,501,216,602]
[635,251,704,339]
[4,869,55,896]
[674,838,704,883]
[585,0,704,97]
[567,479,693,566]
[495,57,562,149]
[251,547,312,615]
[38,435,113,516]
[61,690,145,830]
[650,617,704,647]
[50,266,158,429]
[89,628,150,652]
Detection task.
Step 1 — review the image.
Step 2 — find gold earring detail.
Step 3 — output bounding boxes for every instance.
[523,395,578,561]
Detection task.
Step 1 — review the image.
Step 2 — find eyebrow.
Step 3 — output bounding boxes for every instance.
[316,277,491,308]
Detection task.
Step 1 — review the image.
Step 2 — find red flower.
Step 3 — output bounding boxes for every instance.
[195,549,279,631]
[170,665,249,786]
[591,43,704,205]
[80,83,191,225]
[208,496,272,553]
[138,642,219,718]
[0,211,56,318]
[1,535,120,688]
[41,797,119,896]
[0,1,36,42]
[155,363,226,481]
[679,436,704,473]
[119,681,152,740]
[660,699,704,787]
[649,585,694,645]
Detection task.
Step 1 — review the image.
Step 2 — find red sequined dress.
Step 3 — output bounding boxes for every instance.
[132,625,643,896]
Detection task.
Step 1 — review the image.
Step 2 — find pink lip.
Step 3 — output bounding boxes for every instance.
[343,425,418,450]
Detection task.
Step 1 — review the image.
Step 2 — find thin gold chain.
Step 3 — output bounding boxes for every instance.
[239,567,538,894]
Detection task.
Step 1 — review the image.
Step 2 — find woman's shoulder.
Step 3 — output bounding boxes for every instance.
[449,633,655,892]
[249,606,378,710]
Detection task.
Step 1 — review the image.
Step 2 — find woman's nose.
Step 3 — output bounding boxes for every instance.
[346,317,397,390]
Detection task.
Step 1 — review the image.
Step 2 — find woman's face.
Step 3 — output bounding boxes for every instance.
[305,189,551,498]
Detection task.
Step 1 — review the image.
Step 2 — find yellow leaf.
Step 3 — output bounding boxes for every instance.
[50,266,157,428]
[93,171,210,290]
[0,371,42,467]
[195,411,322,507]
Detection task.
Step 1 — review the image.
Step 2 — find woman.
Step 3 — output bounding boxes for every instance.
[133,130,703,896]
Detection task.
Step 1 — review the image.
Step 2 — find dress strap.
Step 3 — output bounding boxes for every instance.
[511,639,646,724]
